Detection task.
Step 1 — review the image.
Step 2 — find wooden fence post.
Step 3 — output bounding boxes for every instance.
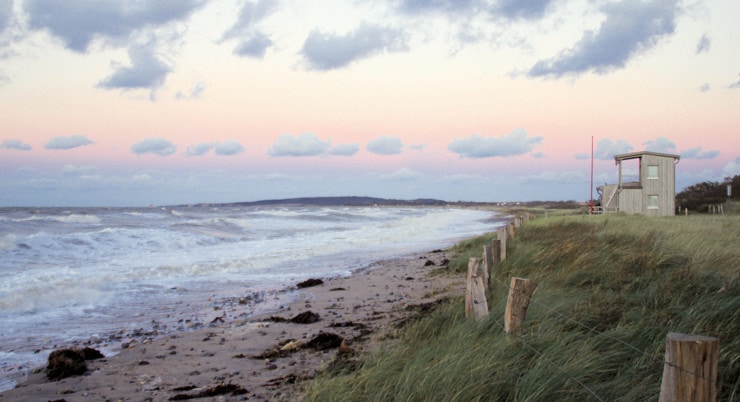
[504,277,536,334]
[483,244,493,288]
[492,239,501,269]
[508,221,516,239]
[659,332,719,402]
[465,258,489,321]
[497,226,508,262]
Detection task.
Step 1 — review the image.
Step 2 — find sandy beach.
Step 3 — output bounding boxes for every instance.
[1,248,464,401]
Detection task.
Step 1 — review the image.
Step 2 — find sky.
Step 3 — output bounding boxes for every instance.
[0,0,739,207]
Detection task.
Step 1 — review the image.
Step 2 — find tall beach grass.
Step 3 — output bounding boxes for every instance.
[304,214,739,401]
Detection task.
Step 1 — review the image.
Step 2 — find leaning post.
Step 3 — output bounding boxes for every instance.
[504,277,536,334]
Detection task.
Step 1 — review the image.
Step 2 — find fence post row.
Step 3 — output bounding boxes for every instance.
[659,333,719,402]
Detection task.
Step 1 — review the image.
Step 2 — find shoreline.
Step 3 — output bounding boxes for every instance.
[1,248,465,401]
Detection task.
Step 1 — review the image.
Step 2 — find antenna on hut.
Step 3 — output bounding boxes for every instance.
[589,136,594,215]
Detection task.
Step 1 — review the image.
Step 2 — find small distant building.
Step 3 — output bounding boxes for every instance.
[596,151,680,216]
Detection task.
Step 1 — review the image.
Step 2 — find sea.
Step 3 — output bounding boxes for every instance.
[0,204,503,391]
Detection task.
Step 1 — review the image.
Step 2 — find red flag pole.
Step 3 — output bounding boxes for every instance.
[589,136,594,215]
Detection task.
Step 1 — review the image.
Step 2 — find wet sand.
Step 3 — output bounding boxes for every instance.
[1,249,464,401]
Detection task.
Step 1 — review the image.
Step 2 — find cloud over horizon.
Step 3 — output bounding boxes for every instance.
[447,129,543,159]
[366,136,403,155]
[131,137,177,156]
[44,135,94,150]
[220,0,278,58]
[1,139,32,151]
[97,40,171,93]
[268,133,330,157]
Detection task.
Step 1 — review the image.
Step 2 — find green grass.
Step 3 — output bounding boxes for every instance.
[303,214,740,401]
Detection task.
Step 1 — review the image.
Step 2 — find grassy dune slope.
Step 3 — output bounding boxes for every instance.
[304,214,739,401]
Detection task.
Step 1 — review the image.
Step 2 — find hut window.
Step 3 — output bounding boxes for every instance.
[647,165,659,179]
[647,195,659,209]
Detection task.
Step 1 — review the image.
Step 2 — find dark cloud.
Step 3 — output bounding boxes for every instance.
[221,0,277,58]
[695,33,711,54]
[214,140,245,156]
[44,135,94,150]
[268,133,330,157]
[397,0,478,15]
[528,0,678,78]
[327,143,360,156]
[495,0,556,20]
[1,139,32,151]
[301,23,408,71]
[131,137,176,156]
[680,147,719,160]
[366,136,403,155]
[185,142,217,157]
[643,136,676,154]
[25,0,205,53]
[0,0,12,34]
[97,41,171,92]
[233,32,273,58]
[447,129,542,158]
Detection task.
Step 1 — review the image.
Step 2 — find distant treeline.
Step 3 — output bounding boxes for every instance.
[677,174,739,212]
[182,197,583,209]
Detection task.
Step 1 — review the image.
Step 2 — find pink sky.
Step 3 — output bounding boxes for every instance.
[1,0,739,206]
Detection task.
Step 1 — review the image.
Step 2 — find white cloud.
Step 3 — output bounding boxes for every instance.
[220,0,278,58]
[131,137,176,156]
[366,136,403,155]
[447,129,542,159]
[185,142,217,157]
[722,156,740,177]
[695,33,711,54]
[681,147,719,160]
[1,139,32,151]
[62,165,98,176]
[328,143,359,156]
[643,136,676,154]
[579,138,633,160]
[379,167,424,181]
[44,135,94,150]
[214,140,245,156]
[268,133,330,157]
[301,23,408,71]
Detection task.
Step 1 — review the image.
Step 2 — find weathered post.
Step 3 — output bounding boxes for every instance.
[508,221,516,239]
[659,333,719,402]
[465,258,489,321]
[514,216,522,228]
[483,244,493,288]
[497,226,508,261]
[492,239,502,268]
[504,277,536,334]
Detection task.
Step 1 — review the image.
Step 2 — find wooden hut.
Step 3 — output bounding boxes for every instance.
[597,151,680,216]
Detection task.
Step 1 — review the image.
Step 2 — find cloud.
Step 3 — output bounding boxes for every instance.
[1,139,32,151]
[44,135,94,150]
[328,143,360,156]
[25,0,205,53]
[185,142,217,157]
[131,137,176,156]
[0,0,11,34]
[366,136,403,155]
[220,0,277,58]
[268,133,330,157]
[62,164,99,176]
[379,167,425,181]
[729,74,740,89]
[97,40,171,93]
[643,136,676,154]
[695,34,711,54]
[528,0,678,78]
[396,0,477,15]
[447,129,542,158]
[589,138,633,160]
[723,156,740,177]
[700,83,710,92]
[494,0,556,20]
[681,147,719,160]
[301,23,408,71]
[175,81,205,100]
[408,143,427,151]
[214,140,245,156]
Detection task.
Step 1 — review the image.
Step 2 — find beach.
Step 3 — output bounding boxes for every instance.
[1,248,464,401]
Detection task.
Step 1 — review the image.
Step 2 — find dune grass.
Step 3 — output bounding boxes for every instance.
[303,214,739,401]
